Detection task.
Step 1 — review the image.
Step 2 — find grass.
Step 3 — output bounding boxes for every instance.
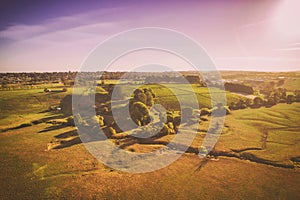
[0,87,71,128]
[0,85,300,199]
[140,83,244,109]
[281,78,300,91]
[219,103,300,164]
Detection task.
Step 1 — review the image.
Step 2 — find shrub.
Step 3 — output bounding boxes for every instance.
[160,124,171,136]
[224,106,231,115]
[103,127,117,138]
[286,94,295,104]
[97,115,105,127]
[211,105,230,116]
[173,116,181,127]
[265,98,276,108]
[166,112,174,123]
[109,127,116,135]
[66,116,75,126]
[200,108,211,116]
[167,122,176,134]
[253,96,264,108]
[234,100,248,109]
[294,90,300,102]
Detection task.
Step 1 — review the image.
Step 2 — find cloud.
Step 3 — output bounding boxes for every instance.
[0,6,132,71]
[0,6,125,41]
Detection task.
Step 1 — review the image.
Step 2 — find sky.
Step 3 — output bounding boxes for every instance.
[0,0,299,72]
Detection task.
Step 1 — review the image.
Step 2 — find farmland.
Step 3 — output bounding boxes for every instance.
[0,71,300,199]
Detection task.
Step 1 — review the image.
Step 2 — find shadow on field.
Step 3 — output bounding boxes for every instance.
[51,128,108,149]
[38,124,67,133]
[53,137,82,149]
[39,114,65,122]
[54,129,78,139]
[38,110,50,113]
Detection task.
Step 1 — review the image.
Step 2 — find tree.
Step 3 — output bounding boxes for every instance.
[295,90,300,102]
[130,102,150,126]
[145,90,154,107]
[253,97,264,108]
[200,108,211,116]
[136,92,147,104]
[159,124,172,136]
[286,94,295,104]
[211,104,230,116]
[66,116,75,126]
[265,98,276,108]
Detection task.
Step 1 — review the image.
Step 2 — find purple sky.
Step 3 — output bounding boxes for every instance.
[0,0,299,72]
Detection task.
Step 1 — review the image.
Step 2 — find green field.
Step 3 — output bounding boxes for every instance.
[112,83,245,110]
[0,85,300,199]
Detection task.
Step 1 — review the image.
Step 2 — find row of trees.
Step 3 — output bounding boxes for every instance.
[224,82,254,94]
[229,89,300,110]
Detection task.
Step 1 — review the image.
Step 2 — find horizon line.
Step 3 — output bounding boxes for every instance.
[0,69,300,73]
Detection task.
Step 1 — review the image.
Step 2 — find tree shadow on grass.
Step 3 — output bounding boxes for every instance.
[38,124,67,133]
[54,129,78,139]
[38,110,49,114]
[52,128,108,149]
[39,114,65,122]
[53,137,82,149]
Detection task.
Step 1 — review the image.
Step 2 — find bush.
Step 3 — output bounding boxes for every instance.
[286,94,295,104]
[253,97,264,108]
[109,127,116,135]
[294,90,300,102]
[173,116,181,127]
[211,105,230,116]
[159,124,171,136]
[265,98,276,108]
[200,108,211,116]
[166,112,174,123]
[97,115,105,127]
[103,126,117,138]
[66,116,75,126]
[234,100,248,109]
[167,122,176,134]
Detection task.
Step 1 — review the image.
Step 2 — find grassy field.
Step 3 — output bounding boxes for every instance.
[115,83,245,110]
[0,86,300,199]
